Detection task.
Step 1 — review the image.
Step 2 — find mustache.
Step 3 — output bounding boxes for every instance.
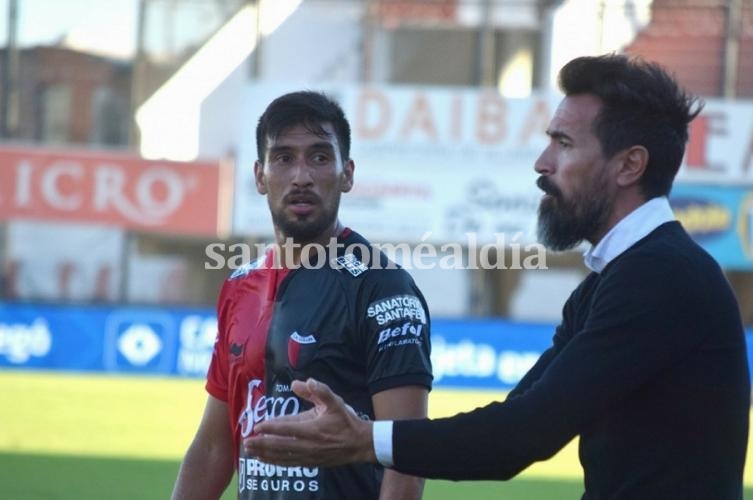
[283,189,321,205]
[536,176,561,198]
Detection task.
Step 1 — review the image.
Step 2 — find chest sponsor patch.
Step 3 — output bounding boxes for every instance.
[238,379,320,496]
[288,332,316,368]
[239,457,319,495]
[366,294,427,326]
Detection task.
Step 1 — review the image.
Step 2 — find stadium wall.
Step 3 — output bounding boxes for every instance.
[1,303,751,390]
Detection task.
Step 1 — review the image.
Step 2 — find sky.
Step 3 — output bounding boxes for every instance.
[0,0,242,60]
[0,0,140,58]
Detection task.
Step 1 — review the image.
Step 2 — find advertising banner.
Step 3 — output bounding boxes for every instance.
[233,84,555,244]
[0,303,217,378]
[2,304,752,391]
[232,84,753,245]
[0,146,222,236]
[670,184,753,270]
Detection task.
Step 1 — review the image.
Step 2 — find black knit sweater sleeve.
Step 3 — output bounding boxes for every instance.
[390,224,749,485]
[506,273,598,400]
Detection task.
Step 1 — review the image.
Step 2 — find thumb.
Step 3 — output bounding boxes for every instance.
[293,378,341,408]
[290,379,315,401]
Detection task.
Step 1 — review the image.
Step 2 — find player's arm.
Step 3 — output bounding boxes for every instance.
[170,395,234,500]
[372,385,428,500]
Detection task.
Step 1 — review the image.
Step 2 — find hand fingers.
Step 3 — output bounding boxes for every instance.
[244,435,323,467]
[253,409,317,437]
[255,410,316,439]
[296,378,346,410]
[290,379,313,400]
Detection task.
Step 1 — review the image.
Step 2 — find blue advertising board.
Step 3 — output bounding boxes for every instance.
[1,303,752,391]
[0,303,217,378]
[670,184,753,269]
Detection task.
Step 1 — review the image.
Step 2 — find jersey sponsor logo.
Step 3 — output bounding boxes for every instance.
[367,294,427,326]
[230,342,244,357]
[239,457,319,494]
[377,321,425,352]
[239,378,301,438]
[332,253,368,277]
[288,332,316,368]
[229,257,265,280]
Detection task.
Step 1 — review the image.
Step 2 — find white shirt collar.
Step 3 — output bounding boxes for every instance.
[583,196,675,273]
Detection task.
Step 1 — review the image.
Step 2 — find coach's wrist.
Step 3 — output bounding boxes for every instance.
[356,420,377,464]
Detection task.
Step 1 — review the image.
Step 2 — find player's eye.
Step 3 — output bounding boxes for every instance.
[273,153,293,163]
[311,153,331,164]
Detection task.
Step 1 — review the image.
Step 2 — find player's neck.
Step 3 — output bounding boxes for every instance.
[273,221,345,268]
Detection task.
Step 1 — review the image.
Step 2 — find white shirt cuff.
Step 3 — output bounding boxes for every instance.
[372,420,394,467]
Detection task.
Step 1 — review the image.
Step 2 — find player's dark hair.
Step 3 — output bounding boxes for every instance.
[256,91,351,164]
[558,54,703,198]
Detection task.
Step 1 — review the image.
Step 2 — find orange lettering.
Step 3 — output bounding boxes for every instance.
[686,115,710,169]
[356,89,390,139]
[400,93,437,141]
[519,98,551,146]
[476,92,506,145]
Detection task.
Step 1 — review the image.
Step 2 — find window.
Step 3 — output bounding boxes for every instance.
[39,84,71,144]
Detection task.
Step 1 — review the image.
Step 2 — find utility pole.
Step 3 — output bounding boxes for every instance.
[1,0,19,139]
[250,0,263,79]
[360,0,375,83]
[476,0,496,87]
[722,0,742,98]
[130,0,148,148]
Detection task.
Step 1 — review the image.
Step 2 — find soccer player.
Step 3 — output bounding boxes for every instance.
[170,91,432,500]
[245,54,751,499]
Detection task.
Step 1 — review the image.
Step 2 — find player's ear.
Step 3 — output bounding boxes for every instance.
[254,160,267,195]
[341,159,354,193]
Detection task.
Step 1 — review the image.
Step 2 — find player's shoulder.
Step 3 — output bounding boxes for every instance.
[226,255,267,281]
[216,254,270,309]
[331,230,410,282]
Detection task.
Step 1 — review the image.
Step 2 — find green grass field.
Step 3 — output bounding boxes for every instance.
[0,370,751,499]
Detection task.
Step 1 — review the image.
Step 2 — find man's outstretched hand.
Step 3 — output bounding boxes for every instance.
[243,378,377,467]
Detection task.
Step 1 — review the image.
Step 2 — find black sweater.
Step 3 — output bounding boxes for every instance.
[393,222,750,499]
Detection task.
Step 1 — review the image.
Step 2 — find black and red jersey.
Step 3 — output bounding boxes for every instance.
[206,229,433,499]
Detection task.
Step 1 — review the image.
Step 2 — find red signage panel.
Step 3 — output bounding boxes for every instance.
[0,146,221,236]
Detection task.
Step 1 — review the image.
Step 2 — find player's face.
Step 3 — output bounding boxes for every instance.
[534,94,616,251]
[255,123,354,243]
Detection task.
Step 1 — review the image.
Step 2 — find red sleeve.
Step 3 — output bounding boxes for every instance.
[205,278,234,401]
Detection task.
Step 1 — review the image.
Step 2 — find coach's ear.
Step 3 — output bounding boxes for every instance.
[254,160,267,195]
[616,145,648,188]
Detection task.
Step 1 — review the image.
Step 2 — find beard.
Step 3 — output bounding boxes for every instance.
[269,192,341,244]
[536,175,612,252]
